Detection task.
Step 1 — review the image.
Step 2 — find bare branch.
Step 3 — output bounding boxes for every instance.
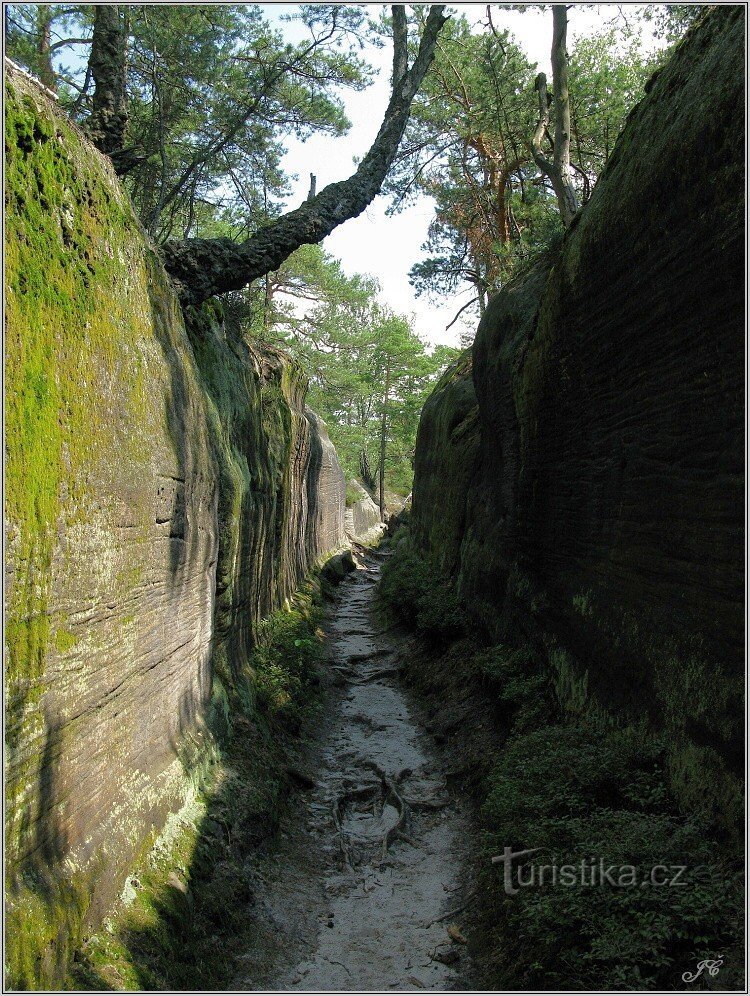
[551,4,578,224]
[532,73,555,177]
[485,5,507,54]
[528,8,579,227]
[446,296,479,331]
[49,37,92,53]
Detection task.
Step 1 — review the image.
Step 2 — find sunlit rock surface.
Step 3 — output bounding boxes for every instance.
[345,479,384,544]
[5,63,346,987]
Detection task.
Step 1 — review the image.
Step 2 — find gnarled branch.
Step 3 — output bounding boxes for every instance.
[161,5,449,308]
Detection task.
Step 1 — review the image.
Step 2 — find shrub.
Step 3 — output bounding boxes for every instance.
[481,723,743,990]
[378,545,466,641]
[474,644,556,733]
[249,608,322,717]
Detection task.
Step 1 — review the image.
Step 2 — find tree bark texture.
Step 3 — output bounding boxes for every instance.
[35,6,56,92]
[531,7,579,227]
[87,5,128,166]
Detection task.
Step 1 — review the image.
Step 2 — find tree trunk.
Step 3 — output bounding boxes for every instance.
[530,7,579,227]
[161,5,448,308]
[35,6,56,93]
[550,6,579,226]
[378,358,392,522]
[87,5,129,168]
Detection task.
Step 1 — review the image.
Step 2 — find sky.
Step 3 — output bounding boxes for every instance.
[39,2,658,349]
[273,3,645,348]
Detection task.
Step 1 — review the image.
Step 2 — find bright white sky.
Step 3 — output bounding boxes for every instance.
[272,3,648,348]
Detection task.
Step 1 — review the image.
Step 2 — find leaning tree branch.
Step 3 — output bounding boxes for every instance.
[153,16,349,229]
[392,5,408,87]
[161,5,449,308]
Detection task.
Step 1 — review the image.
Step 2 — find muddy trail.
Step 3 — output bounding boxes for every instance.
[234,548,474,991]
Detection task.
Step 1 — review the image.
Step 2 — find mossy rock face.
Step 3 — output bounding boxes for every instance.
[183,308,347,687]
[5,65,347,989]
[5,65,220,989]
[410,8,744,834]
[411,348,480,578]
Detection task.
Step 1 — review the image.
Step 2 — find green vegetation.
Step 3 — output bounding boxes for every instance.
[556,583,743,835]
[251,606,323,719]
[482,722,742,989]
[231,243,460,498]
[5,4,372,240]
[384,7,660,342]
[69,587,326,991]
[378,539,744,990]
[378,541,466,642]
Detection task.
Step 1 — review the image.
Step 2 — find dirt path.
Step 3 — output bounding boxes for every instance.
[234,549,473,991]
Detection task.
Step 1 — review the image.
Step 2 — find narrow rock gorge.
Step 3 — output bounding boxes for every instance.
[5,64,351,988]
[410,4,743,851]
[3,4,745,991]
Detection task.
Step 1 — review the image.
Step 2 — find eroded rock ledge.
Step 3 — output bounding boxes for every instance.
[5,64,347,988]
[410,7,744,834]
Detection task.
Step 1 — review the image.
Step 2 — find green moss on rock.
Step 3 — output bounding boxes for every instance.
[6,62,346,990]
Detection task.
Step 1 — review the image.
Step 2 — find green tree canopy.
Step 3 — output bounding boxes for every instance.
[385,7,659,334]
[231,244,458,497]
[5,3,372,239]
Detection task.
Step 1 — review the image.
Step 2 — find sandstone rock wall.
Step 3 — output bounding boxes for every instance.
[5,65,346,988]
[345,479,384,544]
[410,7,744,833]
[184,314,347,684]
[305,410,347,565]
[412,349,480,578]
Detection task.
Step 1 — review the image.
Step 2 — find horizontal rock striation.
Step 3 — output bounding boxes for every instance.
[306,410,348,562]
[345,479,385,544]
[412,348,480,578]
[184,312,347,684]
[410,7,744,834]
[5,64,346,989]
